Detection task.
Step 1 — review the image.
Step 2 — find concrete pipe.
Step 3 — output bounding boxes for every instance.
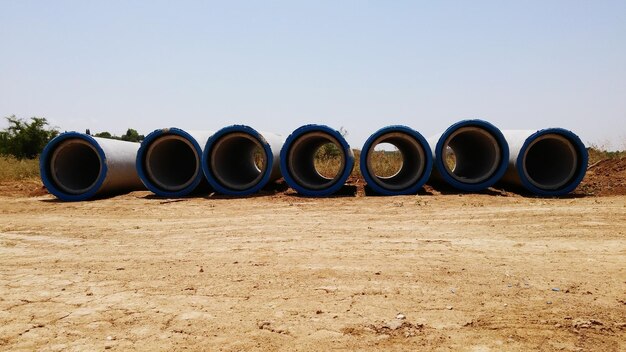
[40,132,145,201]
[202,125,284,196]
[136,128,213,197]
[280,124,354,196]
[428,119,509,191]
[501,129,587,196]
[360,125,433,195]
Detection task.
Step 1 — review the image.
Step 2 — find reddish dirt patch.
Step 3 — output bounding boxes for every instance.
[0,179,47,197]
[578,157,626,196]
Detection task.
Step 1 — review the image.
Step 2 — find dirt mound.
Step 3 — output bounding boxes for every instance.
[578,157,626,196]
[0,179,47,197]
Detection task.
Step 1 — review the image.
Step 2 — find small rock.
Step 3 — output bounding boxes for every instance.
[257,321,271,329]
[106,336,114,341]
[199,267,204,273]
[384,320,404,330]
[504,303,508,307]
[446,306,453,310]
[396,313,406,320]
[450,288,456,294]
[552,288,560,292]
[547,301,552,304]
[555,323,562,328]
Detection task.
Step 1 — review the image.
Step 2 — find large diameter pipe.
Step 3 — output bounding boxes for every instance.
[501,129,587,196]
[360,125,433,195]
[136,128,213,197]
[202,125,284,196]
[428,119,509,191]
[280,124,354,196]
[40,132,145,201]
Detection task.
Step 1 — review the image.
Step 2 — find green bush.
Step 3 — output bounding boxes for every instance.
[0,116,59,159]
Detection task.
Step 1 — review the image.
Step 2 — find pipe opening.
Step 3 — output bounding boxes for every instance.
[210,132,268,191]
[288,132,346,190]
[523,134,578,190]
[366,133,426,191]
[145,135,199,192]
[49,139,102,195]
[442,127,501,183]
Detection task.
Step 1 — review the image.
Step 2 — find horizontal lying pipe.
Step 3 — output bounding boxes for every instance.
[428,119,509,191]
[280,124,354,196]
[360,125,433,195]
[202,125,284,195]
[40,132,145,201]
[501,129,587,196]
[136,128,213,197]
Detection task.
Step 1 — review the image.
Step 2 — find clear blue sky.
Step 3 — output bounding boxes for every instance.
[1,1,625,149]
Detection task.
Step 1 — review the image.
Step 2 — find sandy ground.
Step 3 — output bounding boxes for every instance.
[1,191,625,351]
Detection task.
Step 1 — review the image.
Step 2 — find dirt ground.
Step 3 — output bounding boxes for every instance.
[1,186,625,351]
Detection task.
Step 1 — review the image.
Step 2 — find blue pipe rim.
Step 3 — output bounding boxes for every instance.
[434,119,510,191]
[280,124,354,196]
[40,132,108,201]
[516,128,588,196]
[136,128,205,197]
[202,125,274,196]
[360,125,433,195]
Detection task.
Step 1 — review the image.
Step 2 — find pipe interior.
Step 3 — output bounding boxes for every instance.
[145,135,199,192]
[288,132,346,190]
[443,127,501,183]
[210,132,267,191]
[49,139,102,195]
[366,132,425,191]
[523,134,578,190]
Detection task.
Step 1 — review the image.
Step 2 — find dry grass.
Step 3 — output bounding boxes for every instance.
[313,149,404,179]
[587,147,626,165]
[0,156,40,182]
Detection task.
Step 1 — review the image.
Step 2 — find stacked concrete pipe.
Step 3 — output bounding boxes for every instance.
[280,124,354,196]
[40,132,145,201]
[136,128,213,197]
[202,125,284,196]
[429,119,509,192]
[501,129,587,196]
[360,125,433,195]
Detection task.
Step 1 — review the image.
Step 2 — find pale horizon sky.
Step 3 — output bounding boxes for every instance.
[1,1,625,150]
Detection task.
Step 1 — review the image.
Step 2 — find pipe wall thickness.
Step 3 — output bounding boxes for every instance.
[40,132,145,201]
[428,119,509,191]
[202,125,284,195]
[501,129,587,196]
[360,125,433,195]
[280,124,354,196]
[136,128,213,197]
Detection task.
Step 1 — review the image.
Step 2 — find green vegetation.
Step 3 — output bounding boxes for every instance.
[94,128,144,142]
[0,116,59,159]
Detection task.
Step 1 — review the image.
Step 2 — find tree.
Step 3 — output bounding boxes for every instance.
[121,128,144,142]
[316,126,348,160]
[94,131,113,139]
[0,116,59,159]
[93,129,144,142]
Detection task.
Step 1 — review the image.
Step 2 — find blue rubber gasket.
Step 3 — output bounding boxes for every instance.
[136,128,205,197]
[280,124,354,197]
[40,132,108,201]
[360,125,433,195]
[202,125,274,196]
[516,128,588,196]
[434,119,510,192]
